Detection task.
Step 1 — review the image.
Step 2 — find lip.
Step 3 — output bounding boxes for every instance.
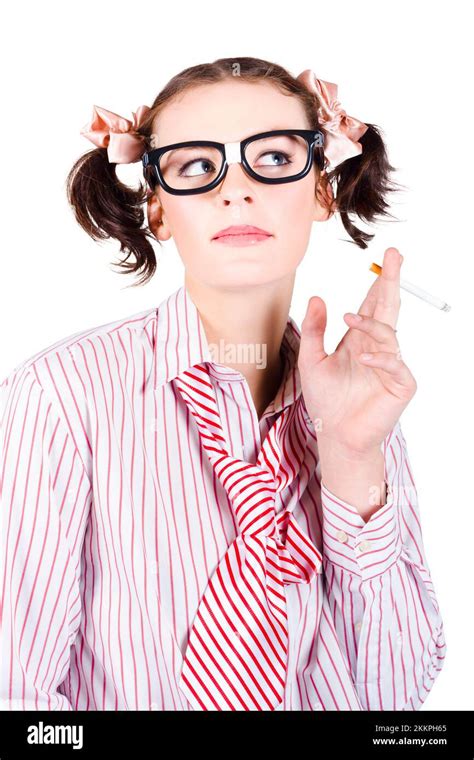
[212,224,272,240]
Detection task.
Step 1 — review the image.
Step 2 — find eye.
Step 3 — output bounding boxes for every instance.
[178,159,216,177]
[256,151,292,166]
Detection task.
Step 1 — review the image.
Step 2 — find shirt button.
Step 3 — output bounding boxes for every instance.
[357,540,372,553]
[336,530,348,543]
[355,621,362,632]
[314,701,323,710]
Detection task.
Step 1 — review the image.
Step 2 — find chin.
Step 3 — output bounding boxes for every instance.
[210,272,283,290]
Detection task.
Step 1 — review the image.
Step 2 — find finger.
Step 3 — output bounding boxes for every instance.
[358,350,417,392]
[357,272,382,318]
[372,247,402,328]
[300,296,328,365]
[343,313,399,348]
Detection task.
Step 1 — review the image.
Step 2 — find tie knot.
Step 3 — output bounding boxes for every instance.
[222,458,278,537]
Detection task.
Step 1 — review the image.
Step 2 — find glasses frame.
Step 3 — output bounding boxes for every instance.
[142,129,325,196]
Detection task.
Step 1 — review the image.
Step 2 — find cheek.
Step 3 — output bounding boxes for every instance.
[273,170,316,216]
[162,200,205,243]
[288,178,316,216]
[277,185,316,238]
[163,202,217,271]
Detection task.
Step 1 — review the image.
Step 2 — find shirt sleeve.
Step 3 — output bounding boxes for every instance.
[0,364,92,710]
[319,420,447,710]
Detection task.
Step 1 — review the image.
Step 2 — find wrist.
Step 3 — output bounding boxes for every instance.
[318,443,387,520]
[317,437,382,465]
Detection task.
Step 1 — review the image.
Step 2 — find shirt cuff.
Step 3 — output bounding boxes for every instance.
[320,435,403,580]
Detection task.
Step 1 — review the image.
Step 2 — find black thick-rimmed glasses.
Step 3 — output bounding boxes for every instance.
[142,129,325,196]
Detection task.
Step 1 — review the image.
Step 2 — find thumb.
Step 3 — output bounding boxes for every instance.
[300,296,328,365]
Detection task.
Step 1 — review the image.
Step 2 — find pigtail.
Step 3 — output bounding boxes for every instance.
[326,123,406,249]
[65,147,158,287]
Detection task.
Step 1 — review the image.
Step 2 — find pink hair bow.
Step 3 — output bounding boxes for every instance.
[296,70,368,168]
[80,104,152,164]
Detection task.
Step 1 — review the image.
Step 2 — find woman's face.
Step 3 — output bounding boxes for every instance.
[147,79,331,289]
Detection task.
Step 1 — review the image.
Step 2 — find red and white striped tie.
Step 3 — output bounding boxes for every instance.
[174,362,322,711]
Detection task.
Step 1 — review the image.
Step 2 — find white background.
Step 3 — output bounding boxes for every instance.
[1,0,471,711]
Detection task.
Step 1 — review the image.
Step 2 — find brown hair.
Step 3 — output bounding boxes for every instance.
[66,56,404,287]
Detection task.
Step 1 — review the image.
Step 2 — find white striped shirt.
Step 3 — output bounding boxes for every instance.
[0,285,446,711]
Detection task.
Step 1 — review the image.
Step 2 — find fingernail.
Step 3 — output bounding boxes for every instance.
[360,353,373,360]
[347,313,362,321]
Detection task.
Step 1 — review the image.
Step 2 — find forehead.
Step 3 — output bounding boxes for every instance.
[151,79,309,147]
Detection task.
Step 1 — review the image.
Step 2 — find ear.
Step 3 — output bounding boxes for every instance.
[314,172,337,222]
[147,192,172,241]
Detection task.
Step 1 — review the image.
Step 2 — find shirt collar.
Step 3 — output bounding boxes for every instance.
[153,285,303,416]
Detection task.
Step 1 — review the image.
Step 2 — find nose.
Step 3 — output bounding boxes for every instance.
[216,162,256,204]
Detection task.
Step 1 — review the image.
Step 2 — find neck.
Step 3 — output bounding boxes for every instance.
[184,273,295,420]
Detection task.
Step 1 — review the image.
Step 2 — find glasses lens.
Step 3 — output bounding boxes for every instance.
[245,133,309,180]
[159,145,223,191]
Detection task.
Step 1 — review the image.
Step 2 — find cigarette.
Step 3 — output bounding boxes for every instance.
[369,263,451,312]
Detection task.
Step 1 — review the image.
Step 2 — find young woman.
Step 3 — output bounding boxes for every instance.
[0,56,446,711]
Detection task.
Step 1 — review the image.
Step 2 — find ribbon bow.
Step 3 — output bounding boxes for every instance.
[296,70,368,168]
[80,104,152,164]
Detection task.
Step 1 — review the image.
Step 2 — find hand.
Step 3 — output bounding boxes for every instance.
[298,247,417,457]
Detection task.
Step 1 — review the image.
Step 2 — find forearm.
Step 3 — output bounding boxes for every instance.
[318,441,387,522]
[319,419,447,708]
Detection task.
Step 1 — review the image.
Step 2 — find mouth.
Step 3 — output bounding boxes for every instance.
[212,225,273,245]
